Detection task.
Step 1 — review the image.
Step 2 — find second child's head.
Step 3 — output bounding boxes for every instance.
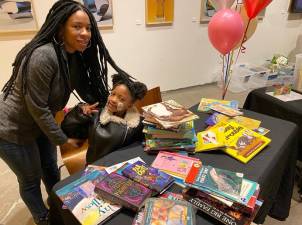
[107,74,147,115]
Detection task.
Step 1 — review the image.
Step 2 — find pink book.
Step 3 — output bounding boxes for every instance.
[151,151,201,179]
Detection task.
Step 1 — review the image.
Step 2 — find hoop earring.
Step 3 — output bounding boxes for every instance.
[53,36,64,47]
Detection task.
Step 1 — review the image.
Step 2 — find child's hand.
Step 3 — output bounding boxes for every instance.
[81,102,99,115]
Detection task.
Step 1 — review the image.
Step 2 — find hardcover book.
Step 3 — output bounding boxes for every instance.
[183,188,263,225]
[94,172,152,212]
[56,170,120,225]
[142,198,196,225]
[223,121,271,163]
[151,151,201,179]
[185,164,244,201]
[121,161,174,194]
[142,100,199,129]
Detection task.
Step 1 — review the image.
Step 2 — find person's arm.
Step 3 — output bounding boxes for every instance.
[24,46,68,146]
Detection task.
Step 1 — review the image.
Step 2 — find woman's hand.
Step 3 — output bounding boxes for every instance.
[81,102,99,115]
[61,138,85,149]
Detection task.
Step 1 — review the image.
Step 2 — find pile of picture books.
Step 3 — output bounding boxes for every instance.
[142,100,199,153]
[196,98,271,163]
[183,162,262,225]
[56,153,263,225]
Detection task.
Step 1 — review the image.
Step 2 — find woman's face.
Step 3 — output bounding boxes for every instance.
[61,10,91,53]
[107,84,134,114]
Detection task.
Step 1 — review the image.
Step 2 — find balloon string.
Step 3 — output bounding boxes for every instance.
[221,54,225,93]
[235,18,251,64]
[222,51,234,100]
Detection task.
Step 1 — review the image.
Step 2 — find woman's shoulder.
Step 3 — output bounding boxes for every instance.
[30,43,57,62]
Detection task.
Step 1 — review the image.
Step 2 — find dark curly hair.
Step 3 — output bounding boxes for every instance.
[112,73,147,101]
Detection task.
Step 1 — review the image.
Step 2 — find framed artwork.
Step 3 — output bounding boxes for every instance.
[200,0,216,23]
[145,0,174,25]
[0,0,38,34]
[200,0,266,23]
[81,0,113,29]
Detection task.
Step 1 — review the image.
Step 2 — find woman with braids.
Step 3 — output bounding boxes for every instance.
[0,1,129,224]
[62,73,147,164]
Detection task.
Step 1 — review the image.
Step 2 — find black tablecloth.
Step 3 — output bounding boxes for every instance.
[50,105,298,225]
[244,87,302,161]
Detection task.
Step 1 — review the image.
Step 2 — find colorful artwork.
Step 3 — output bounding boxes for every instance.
[0,0,38,33]
[145,0,174,25]
[81,0,113,29]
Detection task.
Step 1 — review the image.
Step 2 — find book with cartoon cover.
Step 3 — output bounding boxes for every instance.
[142,198,196,225]
[223,121,271,163]
[195,127,225,152]
[210,104,243,117]
[198,98,239,112]
[121,161,174,194]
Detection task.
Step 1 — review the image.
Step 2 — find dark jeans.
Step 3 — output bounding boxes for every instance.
[0,135,60,223]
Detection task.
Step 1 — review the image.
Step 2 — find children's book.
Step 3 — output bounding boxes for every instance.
[121,161,174,194]
[195,127,225,152]
[94,172,152,212]
[151,151,201,179]
[142,100,199,129]
[205,113,230,126]
[223,121,271,163]
[232,116,261,130]
[56,170,121,225]
[183,188,263,225]
[185,164,244,201]
[105,157,145,174]
[198,98,239,112]
[142,198,196,225]
[210,104,243,117]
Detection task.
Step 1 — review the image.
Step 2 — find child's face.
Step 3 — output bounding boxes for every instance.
[107,84,133,113]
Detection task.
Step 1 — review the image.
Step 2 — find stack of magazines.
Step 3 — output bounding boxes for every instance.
[142,100,199,153]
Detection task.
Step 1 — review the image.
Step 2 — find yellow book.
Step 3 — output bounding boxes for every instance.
[195,127,225,152]
[223,121,271,163]
[231,116,261,130]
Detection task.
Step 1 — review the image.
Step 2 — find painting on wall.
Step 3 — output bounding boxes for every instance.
[0,0,38,34]
[145,0,174,25]
[81,0,113,29]
[200,0,216,23]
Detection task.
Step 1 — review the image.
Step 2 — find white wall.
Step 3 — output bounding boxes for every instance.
[1,0,301,98]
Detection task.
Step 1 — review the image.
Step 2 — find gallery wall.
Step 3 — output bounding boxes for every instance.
[0,0,301,106]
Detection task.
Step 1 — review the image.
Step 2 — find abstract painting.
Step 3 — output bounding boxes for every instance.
[146,0,174,25]
[0,0,38,34]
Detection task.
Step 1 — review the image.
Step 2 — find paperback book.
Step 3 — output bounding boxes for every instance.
[198,98,239,112]
[223,121,271,163]
[142,198,196,225]
[121,161,175,194]
[94,172,152,212]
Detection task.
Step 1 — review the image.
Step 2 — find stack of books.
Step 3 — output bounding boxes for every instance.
[142,100,199,153]
[183,163,262,225]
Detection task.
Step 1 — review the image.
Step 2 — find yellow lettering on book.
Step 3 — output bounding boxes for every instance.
[132,165,148,176]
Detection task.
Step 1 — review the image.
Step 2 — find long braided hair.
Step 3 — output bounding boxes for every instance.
[2,0,129,105]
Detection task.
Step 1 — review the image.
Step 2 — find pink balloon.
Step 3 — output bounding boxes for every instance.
[209,0,235,10]
[208,9,244,55]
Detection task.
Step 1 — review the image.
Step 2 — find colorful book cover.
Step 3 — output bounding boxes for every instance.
[195,127,225,152]
[183,188,263,225]
[160,191,184,201]
[151,151,201,179]
[223,121,271,163]
[142,100,199,129]
[205,112,230,126]
[56,170,120,225]
[198,98,239,112]
[185,165,244,201]
[94,172,152,212]
[122,161,174,194]
[232,116,261,130]
[142,198,196,225]
[210,104,243,117]
[105,157,145,174]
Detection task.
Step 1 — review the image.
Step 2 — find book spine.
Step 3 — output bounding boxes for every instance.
[185,162,202,184]
[95,187,139,212]
[183,194,246,225]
